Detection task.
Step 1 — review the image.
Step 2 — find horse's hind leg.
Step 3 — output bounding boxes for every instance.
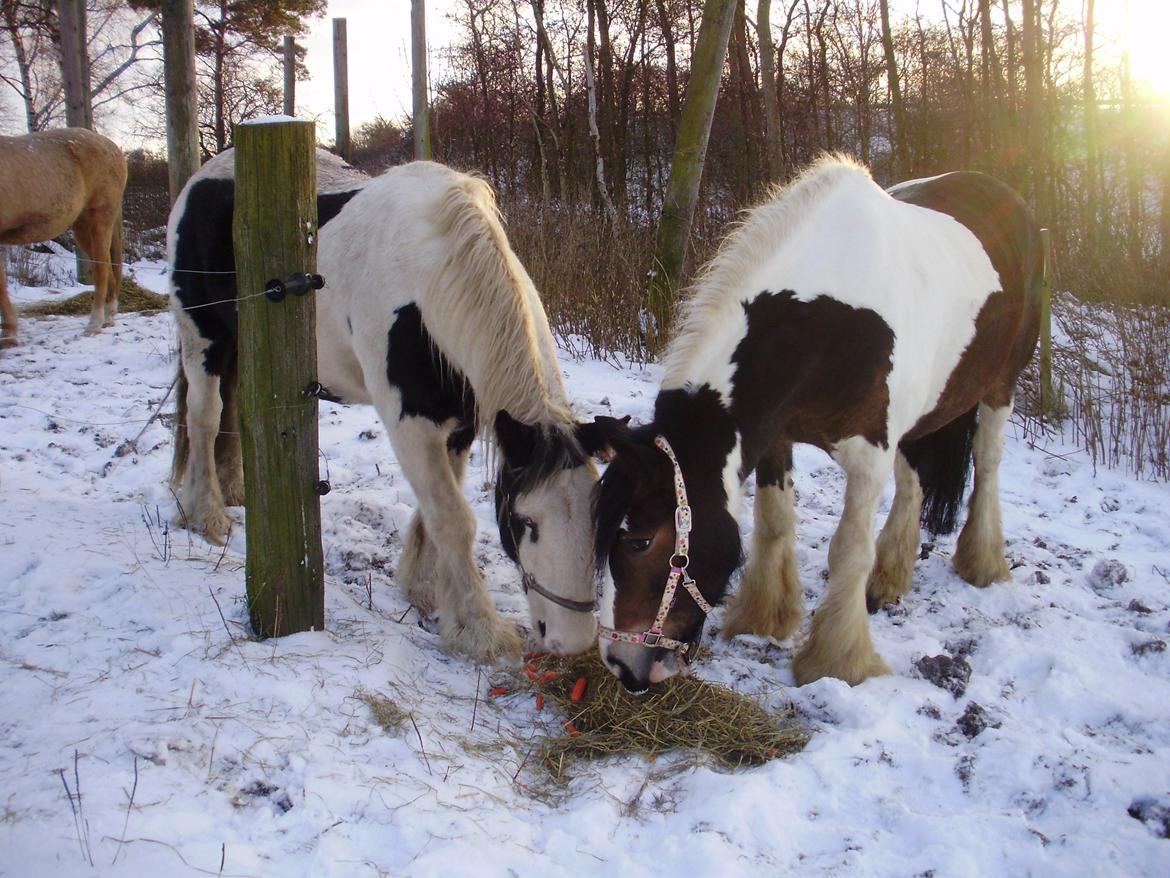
[174,344,233,544]
[723,441,804,642]
[399,442,471,615]
[214,347,244,506]
[74,209,115,334]
[388,414,520,663]
[0,264,17,348]
[793,438,893,686]
[865,451,924,612]
[953,401,1013,587]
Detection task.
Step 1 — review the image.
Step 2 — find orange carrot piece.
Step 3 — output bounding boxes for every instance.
[535,693,545,710]
[489,686,508,697]
[524,651,543,660]
[524,667,540,681]
[539,671,560,684]
[570,676,588,702]
[564,720,580,737]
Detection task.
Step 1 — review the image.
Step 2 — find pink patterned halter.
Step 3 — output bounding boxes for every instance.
[598,435,714,655]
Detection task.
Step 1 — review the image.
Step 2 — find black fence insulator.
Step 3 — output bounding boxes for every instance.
[314,480,331,496]
[265,272,326,303]
[303,381,343,403]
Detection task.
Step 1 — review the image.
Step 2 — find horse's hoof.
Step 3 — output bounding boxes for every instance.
[83,324,102,336]
[0,335,18,349]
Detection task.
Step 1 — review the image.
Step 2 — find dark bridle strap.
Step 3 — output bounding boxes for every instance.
[522,572,596,614]
[599,434,713,655]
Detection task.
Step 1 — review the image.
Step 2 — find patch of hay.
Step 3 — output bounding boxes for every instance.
[356,688,410,733]
[522,651,809,782]
[21,277,168,317]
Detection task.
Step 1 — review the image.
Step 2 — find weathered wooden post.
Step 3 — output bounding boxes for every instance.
[411,0,432,160]
[233,119,325,637]
[1039,227,1055,415]
[283,36,296,117]
[333,18,351,161]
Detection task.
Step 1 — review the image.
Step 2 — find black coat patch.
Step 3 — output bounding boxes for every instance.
[729,290,895,472]
[172,181,363,377]
[385,303,477,436]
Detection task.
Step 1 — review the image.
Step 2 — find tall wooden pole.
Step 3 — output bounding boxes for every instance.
[283,35,296,117]
[332,18,350,161]
[411,0,432,159]
[233,119,325,638]
[162,0,201,202]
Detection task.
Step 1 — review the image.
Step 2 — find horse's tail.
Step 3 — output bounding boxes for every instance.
[900,405,978,536]
[170,356,189,489]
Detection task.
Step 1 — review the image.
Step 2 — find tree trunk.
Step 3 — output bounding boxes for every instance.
[162,0,201,202]
[656,0,681,136]
[1081,0,1099,261]
[2,5,40,131]
[57,0,91,129]
[757,0,782,182]
[411,0,432,160]
[878,0,908,177]
[1021,0,1047,225]
[646,0,737,349]
[585,0,618,221]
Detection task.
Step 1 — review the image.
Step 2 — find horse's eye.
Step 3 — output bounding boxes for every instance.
[516,515,539,542]
[621,532,652,554]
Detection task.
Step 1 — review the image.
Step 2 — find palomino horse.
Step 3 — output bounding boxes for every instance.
[169,152,603,661]
[0,128,126,345]
[592,156,1043,692]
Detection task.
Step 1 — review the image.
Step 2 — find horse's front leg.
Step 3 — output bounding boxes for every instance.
[397,444,470,616]
[793,438,893,686]
[723,441,804,642]
[387,415,521,663]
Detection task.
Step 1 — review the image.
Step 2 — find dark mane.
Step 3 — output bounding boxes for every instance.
[494,416,590,562]
[592,422,664,573]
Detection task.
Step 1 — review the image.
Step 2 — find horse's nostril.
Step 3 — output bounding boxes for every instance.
[538,621,547,638]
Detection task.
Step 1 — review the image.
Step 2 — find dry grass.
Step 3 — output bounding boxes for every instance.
[21,277,168,318]
[518,651,808,783]
[355,687,410,733]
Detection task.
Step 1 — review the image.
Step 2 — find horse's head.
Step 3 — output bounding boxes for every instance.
[591,406,741,693]
[495,413,619,655]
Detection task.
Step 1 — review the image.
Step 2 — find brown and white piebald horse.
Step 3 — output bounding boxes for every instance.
[592,156,1043,693]
[0,128,126,346]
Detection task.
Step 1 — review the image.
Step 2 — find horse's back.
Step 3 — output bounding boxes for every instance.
[888,171,1043,310]
[0,128,125,242]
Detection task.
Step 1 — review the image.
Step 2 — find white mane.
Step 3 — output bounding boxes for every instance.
[423,168,574,430]
[662,154,874,386]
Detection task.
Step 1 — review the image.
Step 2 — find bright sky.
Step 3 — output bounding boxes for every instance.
[297,0,459,144]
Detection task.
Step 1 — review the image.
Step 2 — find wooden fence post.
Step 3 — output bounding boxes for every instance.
[283,35,296,117]
[233,119,325,638]
[1039,227,1054,415]
[333,18,350,161]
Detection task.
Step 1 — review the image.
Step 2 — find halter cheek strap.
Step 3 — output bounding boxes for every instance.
[599,435,714,656]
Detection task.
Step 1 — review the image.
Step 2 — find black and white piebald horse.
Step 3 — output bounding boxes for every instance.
[592,156,1043,692]
[169,151,605,661]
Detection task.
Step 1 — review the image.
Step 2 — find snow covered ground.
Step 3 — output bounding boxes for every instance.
[1,260,1168,877]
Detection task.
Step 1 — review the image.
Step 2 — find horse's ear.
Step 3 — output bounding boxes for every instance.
[495,410,538,466]
[576,415,632,461]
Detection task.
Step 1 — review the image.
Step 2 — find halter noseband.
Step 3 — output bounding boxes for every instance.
[598,435,714,656]
[522,571,596,614]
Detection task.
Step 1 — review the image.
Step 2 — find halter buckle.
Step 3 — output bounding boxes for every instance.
[642,632,663,647]
[674,503,692,534]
